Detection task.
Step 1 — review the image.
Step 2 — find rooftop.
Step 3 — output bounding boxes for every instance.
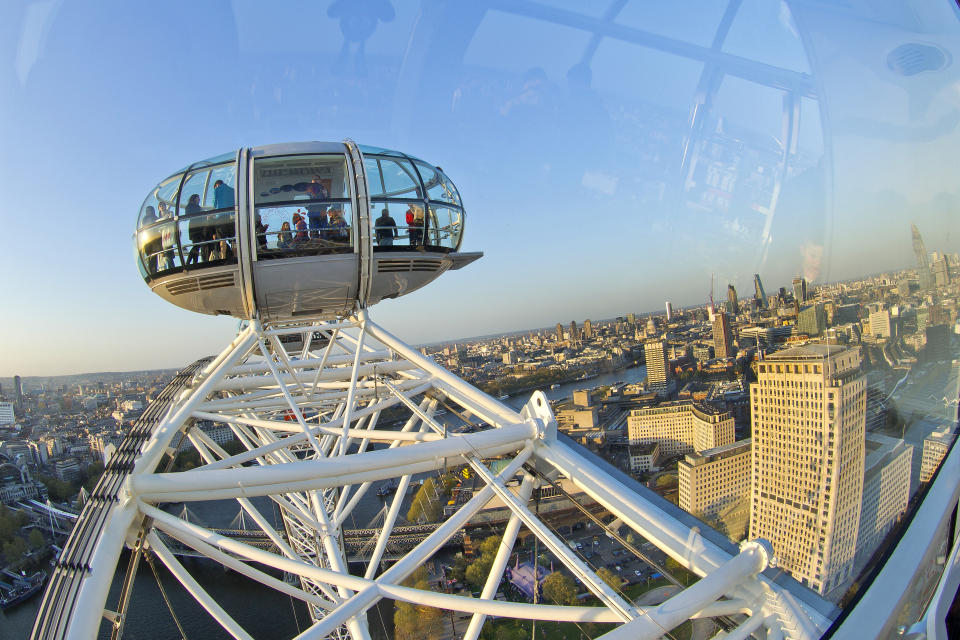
[766,344,849,359]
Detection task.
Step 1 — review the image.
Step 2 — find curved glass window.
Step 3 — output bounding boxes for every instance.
[413,160,461,206]
[136,157,238,280]
[254,154,354,259]
[426,206,463,250]
[136,173,183,277]
[365,156,421,199]
[177,161,238,270]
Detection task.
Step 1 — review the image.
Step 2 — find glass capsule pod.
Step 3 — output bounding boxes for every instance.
[134,141,480,321]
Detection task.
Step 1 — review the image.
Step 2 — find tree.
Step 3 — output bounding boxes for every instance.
[2,536,28,568]
[449,552,468,583]
[542,572,577,606]
[466,535,502,589]
[83,462,105,491]
[39,475,77,502]
[407,477,442,523]
[28,528,45,550]
[596,567,621,591]
[394,565,443,640]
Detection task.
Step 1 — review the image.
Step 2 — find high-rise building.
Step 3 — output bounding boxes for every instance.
[644,340,673,395]
[0,402,14,426]
[665,301,673,321]
[750,345,866,595]
[583,319,593,339]
[555,323,564,342]
[912,224,934,291]
[797,303,827,337]
[932,256,950,287]
[628,400,735,457]
[569,320,578,342]
[13,375,22,412]
[857,433,912,562]
[868,308,892,338]
[712,312,734,359]
[792,276,808,303]
[726,285,738,316]
[925,325,951,362]
[753,274,767,309]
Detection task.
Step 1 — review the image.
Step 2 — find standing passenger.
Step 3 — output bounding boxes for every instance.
[375,208,397,246]
[140,206,162,273]
[213,179,236,254]
[328,209,349,243]
[277,221,293,248]
[292,212,309,244]
[185,194,206,264]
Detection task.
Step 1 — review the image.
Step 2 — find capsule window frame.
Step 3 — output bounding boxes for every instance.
[252,153,357,260]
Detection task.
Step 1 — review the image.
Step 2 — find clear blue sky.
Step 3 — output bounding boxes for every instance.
[2,1,959,376]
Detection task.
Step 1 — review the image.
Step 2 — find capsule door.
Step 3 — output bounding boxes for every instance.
[248,150,360,321]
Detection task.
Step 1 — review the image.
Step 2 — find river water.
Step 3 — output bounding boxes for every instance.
[2,366,647,639]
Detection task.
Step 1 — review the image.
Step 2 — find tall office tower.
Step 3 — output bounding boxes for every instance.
[583,319,593,339]
[555,323,564,342]
[792,276,808,303]
[627,313,636,325]
[569,320,578,342]
[932,256,950,287]
[750,345,866,595]
[726,285,738,315]
[753,274,768,309]
[868,308,892,338]
[912,224,934,291]
[665,301,673,321]
[712,312,734,358]
[925,325,951,362]
[644,340,673,394]
[797,303,827,337]
[13,375,22,412]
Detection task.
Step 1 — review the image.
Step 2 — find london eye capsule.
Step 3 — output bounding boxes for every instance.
[134,140,481,321]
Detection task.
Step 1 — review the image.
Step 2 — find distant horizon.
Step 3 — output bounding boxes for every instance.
[2,259,933,381]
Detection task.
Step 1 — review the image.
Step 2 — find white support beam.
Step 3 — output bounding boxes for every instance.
[131,422,536,500]
[289,446,536,639]
[597,541,771,640]
[463,453,636,622]
[463,473,536,640]
[146,531,255,640]
[144,501,622,624]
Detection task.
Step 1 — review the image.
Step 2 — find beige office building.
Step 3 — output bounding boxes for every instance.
[857,433,912,562]
[679,439,751,524]
[749,344,866,596]
[644,340,673,394]
[920,428,955,483]
[627,400,734,457]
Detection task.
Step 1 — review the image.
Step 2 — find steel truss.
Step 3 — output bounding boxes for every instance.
[34,312,830,640]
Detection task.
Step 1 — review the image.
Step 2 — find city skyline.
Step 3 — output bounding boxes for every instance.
[0,256,943,380]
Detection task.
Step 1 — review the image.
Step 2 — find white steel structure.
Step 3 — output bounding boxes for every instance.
[33,312,839,640]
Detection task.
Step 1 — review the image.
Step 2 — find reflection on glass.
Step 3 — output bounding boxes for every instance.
[257,203,354,258]
[366,156,421,198]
